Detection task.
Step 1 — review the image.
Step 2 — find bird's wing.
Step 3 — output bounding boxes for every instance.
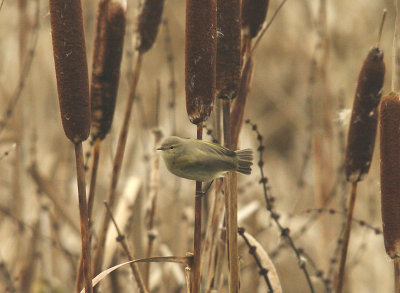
[191,139,236,157]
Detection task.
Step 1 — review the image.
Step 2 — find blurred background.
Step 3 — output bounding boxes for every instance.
[0,0,396,292]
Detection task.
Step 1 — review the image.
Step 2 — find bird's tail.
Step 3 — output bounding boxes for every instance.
[235,149,253,175]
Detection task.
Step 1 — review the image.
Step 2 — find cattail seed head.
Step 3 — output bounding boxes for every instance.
[185,0,217,125]
[380,93,400,259]
[216,0,241,100]
[49,0,90,143]
[241,0,269,39]
[91,1,126,141]
[136,0,165,53]
[345,47,385,182]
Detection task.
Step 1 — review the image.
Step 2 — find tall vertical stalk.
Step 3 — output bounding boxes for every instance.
[48,0,92,292]
[193,123,204,292]
[185,0,217,291]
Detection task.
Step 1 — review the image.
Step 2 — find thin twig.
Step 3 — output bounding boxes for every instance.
[304,208,381,235]
[104,202,148,293]
[238,227,274,292]
[336,182,358,293]
[0,205,76,261]
[251,0,287,55]
[0,143,16,161]
[28,163,81,234]
[246,119,315,293]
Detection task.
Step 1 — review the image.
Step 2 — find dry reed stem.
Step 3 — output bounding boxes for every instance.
[228,171,239,293]
[137,0,165,53]
[216,0,241,100]
[380,93,400,258]
[144,130,163,287]
[185,0,217,124]
[104,202,148,292]
[49,0,90,143]
[192,123,204,293]
[19,220,39,292]
[91,0,126,141]
[336,182,358,293]
[230,56,254,150]
[222,98,239,292]
[88,138,101,223]
[395,258,400,292]
[76,137,101,292]
[92,53,143,281]
[202,180,225,290]
[75,143,93,293]
[28,164,80,234]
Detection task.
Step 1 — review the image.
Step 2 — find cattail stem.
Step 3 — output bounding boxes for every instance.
[395,258,400,292]
[76,137,101,292]
[336,181,358,293]
[93,53,143,284]
[192,123,203,293]
[88,138,101,221]
[222,98,239,292]
[74,142,93,293]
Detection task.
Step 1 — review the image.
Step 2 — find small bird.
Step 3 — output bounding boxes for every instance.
[157,136,253,182]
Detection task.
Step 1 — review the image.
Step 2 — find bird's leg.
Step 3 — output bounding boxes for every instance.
[195,180,215,198]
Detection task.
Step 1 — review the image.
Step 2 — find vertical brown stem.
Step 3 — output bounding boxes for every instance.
[336,182,358,293]
[76,137,101,292]
[222,98,239,292]
[88,138,101,221]
[92,53,143,282]
[395,258,400,293]
[74,142,93,293]
[192,123,203,293]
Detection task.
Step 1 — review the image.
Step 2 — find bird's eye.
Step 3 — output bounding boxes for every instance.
[170,146,174,149]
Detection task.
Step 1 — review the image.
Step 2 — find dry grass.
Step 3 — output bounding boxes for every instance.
[0,0,396,292]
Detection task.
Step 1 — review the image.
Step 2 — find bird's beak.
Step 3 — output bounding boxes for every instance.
[156,147,164,151]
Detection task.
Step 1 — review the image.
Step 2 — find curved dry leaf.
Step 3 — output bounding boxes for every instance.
[243,231,282,292]
[79,256,191,292]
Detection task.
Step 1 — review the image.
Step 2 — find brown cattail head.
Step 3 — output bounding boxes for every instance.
[216,0,241,100]
[241,0,269,39]
[380,93,400,259]
[344,47,385,182]
[185,0,217,125]
[91,1,126,141]
[136,0,165,53]
[49,0,90,143]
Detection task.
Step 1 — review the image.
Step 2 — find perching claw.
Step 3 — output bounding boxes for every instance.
[195,180,215,198]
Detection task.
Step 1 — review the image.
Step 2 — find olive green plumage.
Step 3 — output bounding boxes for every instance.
[157,136,253,182]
